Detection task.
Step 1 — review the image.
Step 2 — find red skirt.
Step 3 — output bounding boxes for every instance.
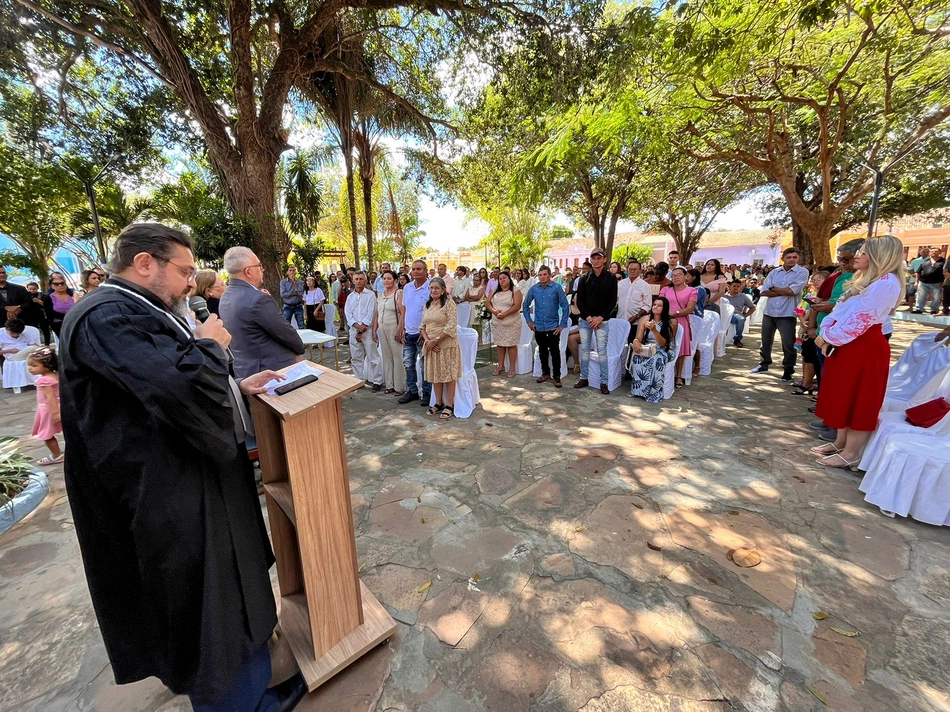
[815,324,889,431]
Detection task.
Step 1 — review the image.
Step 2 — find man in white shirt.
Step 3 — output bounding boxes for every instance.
[616,259,653,343]
[397,260,431,405]
[344,271,382,391]
[436,263,455,294]
[751,248,809,380]
[452,266,471,303]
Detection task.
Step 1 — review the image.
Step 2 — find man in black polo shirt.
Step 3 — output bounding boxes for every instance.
[913,248,945,314]
[574,247,618,394]
[0,266,30,329]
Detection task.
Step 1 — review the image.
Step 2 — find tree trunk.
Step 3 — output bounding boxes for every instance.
[605,208,621,258]
[343,151,360,268]
[361,173,374,269]
[790,220,814,267]
[800,222,833,267]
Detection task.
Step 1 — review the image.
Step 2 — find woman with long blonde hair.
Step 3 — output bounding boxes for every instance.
[812,235,904,470]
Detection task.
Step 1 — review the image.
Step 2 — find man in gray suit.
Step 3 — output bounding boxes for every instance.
[219,247,305,379]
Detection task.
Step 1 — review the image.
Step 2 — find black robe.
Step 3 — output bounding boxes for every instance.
[59,277,276,703]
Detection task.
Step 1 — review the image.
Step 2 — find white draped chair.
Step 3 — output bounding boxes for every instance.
[1,326,42,393]
[428,327,481,418]
[321,304,337,337]
[749,297,767,327]
[661,324,684,400]
[860,429,950,526]
[587,318,631,392]
[697,311,721,376]
[715,301,735,358]
[532,326,571,380]
[515,316,536,375]
[679,314,706,385]
[456,302,473,330]
[881,335,950,413]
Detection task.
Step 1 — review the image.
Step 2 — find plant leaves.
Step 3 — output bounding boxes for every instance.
[830,626,859,637]
[812,611,828,620]
[418,581,432,593]
[806,683,829,706]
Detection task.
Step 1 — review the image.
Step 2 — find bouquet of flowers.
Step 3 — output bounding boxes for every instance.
[478,303,492,321]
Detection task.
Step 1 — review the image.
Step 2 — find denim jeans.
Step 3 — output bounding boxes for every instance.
[189,643,278,712]
[402,332,430,398]
[731,313,747,341]
[578,318,609,379]
[282,303,304,329]
[915,282,941,313]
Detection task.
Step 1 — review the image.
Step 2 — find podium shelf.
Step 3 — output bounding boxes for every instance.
[263,482,296,527]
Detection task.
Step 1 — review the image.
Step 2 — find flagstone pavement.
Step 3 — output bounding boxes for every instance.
[1,320,949,712]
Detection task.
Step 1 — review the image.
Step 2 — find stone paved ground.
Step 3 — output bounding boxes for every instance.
[2,320,949,712]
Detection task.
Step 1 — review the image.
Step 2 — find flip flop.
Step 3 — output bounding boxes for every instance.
[809,444,841,455]
[491,368,505,376]
[37,455,64,465]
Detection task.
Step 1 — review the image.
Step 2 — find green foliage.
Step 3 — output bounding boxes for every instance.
[290,236,325,277]
[0,438,33,508]
[472,206,553,268]
[612,243,654,266]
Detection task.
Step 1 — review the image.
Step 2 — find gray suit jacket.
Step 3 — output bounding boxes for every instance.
[219,279,305,379]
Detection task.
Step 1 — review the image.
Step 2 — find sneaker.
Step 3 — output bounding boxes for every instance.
[397,391,419,404]
[808,419,830,431]
[780,373,793,382]
[573,379,589,389]
[911,309,923,314]
[420,394,431,406]
[818,429,838,442]
[371,383,382,392]
[750,365,769,374]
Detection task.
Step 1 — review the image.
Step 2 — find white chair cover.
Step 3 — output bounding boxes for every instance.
[889,333,947,385]
[515,316,536,375]
[456,302,472,329]
[587,319,631,392]
[680,315,706,385]
[533,326,571,379]
[697,311,721,376]
[716,301,735,357]
[859,402,950,472]
[427,327,480,418]
[662,325,683,400]
[881,338,950,413]
[749,297,767,326]
[860,432,950,526]
[321,304,337,337]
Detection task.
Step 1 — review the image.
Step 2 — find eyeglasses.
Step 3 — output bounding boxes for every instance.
[245,263,264,272]
[93,272,106,279]
[163,259,199,281]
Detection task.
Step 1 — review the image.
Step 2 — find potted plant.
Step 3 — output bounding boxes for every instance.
[0,438,50,536]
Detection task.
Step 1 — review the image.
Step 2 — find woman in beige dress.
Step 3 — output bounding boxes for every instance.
[420,278,462,419]
[373,270,406,395]
[487,271,523,378]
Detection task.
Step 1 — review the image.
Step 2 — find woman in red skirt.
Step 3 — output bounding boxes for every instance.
[813,235,904,469]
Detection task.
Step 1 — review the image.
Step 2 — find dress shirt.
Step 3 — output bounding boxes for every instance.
[617,277,653,321]
[402,279,430,334]
[0,327,40,353]
[522,282,569,331]
[762,265,809,318]
[304,288,326,306]
[279,277,304,305]
[576,268,619,321]
[437,273,455,294]
[344,288,377,327]
[452,277,471,302]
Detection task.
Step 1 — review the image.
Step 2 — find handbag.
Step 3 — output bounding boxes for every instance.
[905,397,950,428]
[624,342,656,371]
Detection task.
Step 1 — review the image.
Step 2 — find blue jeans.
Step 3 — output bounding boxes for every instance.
[402,332,430,398]
[915,282,941,312]
[731,313,746,341]
[578,318,609,379]
[189,643,278,712]
[282,303,304,328]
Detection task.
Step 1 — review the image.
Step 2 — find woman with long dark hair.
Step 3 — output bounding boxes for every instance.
[700,259,729,313]
[660,267,698,389]
[303,276,327,331]
[487,271,522,377]
[627,296,679,403]
[420,277,461,419]
[43,273,76,338]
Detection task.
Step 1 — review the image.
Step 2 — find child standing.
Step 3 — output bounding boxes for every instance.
[28,347,64,465]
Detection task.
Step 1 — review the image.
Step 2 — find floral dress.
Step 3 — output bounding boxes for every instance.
[629,324,675,404]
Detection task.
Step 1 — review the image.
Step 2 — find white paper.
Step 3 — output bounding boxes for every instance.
[263,361,324,396]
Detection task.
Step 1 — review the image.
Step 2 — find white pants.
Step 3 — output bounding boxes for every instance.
[349,327,382,384]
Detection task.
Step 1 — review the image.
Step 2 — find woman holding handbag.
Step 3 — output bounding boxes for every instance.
[627,296,678,404]
[812,235,904,469]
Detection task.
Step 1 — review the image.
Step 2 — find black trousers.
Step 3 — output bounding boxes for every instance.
[535,329,561,377]
[759,315,797,375]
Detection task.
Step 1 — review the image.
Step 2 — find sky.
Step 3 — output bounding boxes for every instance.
[415,194,769,253]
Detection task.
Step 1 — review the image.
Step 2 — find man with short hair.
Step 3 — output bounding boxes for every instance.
[345,271,383,391]
[279,265,305,328]
[486,268,500,298]
[452,266,471,303]
[397,260,431,405]
[20,281,50,344]
[723,280,755,347]
[523,265,569,387]
[436,263,454,294]
[0,265,29,329]
[617,259,653,343]
[913,247,945,314]
[751,248,809,380]
[667,250,680,278]
[574,248,618,394]
[59,223,306,712]
[314,270,329,294]
[220,247,305,378]
[373,263,391,293]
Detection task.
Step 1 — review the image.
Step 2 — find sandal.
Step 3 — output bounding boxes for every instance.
[809,444,841,455]
[393,391,404,397]
[37,455,64,465]
[675,378,685,389]
[439,405,454,420]
[815,453,858,470]
[491,367,505,376]
[792,385,815,395]
[507,371,516,378]
[426,403,444,416]
[385,388,395,394]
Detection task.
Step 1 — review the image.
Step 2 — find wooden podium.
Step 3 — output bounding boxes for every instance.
[250,362,396,691]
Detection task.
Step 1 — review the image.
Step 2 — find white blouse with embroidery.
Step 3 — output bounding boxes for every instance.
[819,273,901,347]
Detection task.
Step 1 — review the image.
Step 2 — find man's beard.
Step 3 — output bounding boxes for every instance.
[147,272,190,318]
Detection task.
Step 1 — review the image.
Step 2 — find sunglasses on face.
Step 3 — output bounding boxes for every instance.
[51,281,66,286]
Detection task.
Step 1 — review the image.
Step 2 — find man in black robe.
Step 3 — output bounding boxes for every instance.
[60,223,306,711]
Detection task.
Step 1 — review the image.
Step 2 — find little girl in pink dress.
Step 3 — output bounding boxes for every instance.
[28,346,63,465]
